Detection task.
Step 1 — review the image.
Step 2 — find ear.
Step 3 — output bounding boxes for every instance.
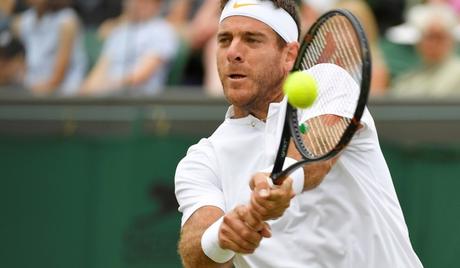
[283,42,300,73]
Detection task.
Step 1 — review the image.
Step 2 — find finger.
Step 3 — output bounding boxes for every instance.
[236,205,265,232]
[223,209,263,247]
[243,205,272,238]
[250,193,278,220]
[219,232,257,254]
[259,222,272,238]
[263,178,294,201]
[280,177,295,198]
[250,173,271,197]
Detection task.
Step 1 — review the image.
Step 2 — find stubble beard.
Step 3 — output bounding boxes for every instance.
[218,64,286,114]
[247,65,285,114]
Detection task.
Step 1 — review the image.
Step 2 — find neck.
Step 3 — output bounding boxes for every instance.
[35,6,47,18]
[232,90,284,121]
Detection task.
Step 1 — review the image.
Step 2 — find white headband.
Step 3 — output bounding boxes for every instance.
[219,0,299,43]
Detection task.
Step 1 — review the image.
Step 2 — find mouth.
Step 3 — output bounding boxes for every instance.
[228,73,247,80]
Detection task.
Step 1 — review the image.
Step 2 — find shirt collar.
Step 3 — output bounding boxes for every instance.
[224,97,287,123]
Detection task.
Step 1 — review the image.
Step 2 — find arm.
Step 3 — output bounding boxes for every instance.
[247,160,335,222]
[179,206,229,268]
[287,114,346,191]
[166,0,190,30]
[287,139,337,191]
[31,16,79,94]
[97,15,126,40]
[10,14,21,37]
[187,0,220,49]
[81,53,164,95]
[176,142,269,266]
[179,205,268,267]
[79,55,110,95]
[0,0,14,16]
[120,55,163,88]
[248,115,346,221]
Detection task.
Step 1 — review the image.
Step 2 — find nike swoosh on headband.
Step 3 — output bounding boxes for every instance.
[233,2,259,9]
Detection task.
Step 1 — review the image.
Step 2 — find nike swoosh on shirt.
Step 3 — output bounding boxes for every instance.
[233,2,259,8]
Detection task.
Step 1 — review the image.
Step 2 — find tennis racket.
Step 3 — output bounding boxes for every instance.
[270,9,371,184]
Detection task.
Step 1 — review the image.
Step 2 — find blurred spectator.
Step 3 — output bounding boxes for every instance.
[367,0,405,35]
[11,0,87,95]
[408,0,460,16]
[391,3,460,98]
[167,0,221,95]
[299,0,337,36]
[80,0,178,96]
[0,0,15,32]
[0,30,25,87]
[73,0,122,27]
[188,0,221,95]
[335,0,390,96]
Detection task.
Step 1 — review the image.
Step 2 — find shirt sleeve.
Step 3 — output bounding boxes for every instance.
[299,63,376,151]
[175,138,225,226]
[300,63,373,129]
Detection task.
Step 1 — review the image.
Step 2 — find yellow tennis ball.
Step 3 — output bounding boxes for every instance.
[283,71,318,108]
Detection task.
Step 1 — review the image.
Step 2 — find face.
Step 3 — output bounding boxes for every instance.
[27,0,47,9]
[417,22,454,65]
[216,16,298,117]
[124,0,160,22]
[0,56,24,85]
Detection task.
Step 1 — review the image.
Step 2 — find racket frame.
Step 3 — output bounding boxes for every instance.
[270,9,372,183]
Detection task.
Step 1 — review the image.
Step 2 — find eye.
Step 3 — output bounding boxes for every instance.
[217,35,232,46]
[246,37,260,43]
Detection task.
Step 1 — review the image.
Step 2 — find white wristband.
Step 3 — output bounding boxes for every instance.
[201,217,235,263]
[283,157,305,195]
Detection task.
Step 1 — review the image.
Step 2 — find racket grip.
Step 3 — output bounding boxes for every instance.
[270,157,304,194]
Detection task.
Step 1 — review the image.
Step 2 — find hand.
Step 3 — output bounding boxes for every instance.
[218,205,271,254]
[249,173,295,221]
[30,82,54,95]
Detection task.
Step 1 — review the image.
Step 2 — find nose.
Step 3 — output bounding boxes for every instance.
[226,39,244,63]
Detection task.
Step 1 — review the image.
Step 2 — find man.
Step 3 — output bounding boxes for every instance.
[0,30,25,87]
[80,0,178,96]
[391,3,460,98]
[175,0,423,267]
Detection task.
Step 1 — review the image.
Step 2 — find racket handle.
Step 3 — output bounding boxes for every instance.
[270,158,305,194]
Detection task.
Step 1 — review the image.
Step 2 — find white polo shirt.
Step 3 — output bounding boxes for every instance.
[175,64,423,267]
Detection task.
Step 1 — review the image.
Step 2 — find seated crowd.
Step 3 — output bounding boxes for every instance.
[0,0,460,98]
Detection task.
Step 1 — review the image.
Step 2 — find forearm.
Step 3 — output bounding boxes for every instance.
[178,206,231,268]
[301,157,337,190]
[287,115,345,191]
[121,56,162,88]
[79,57,112,94]
[179,226,232,268]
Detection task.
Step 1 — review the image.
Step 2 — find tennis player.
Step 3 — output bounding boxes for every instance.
[175,0,423,267]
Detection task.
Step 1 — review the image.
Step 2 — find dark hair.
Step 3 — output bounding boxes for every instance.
[45,0,73,12]
[0,31,25,59]
[219,0,301,42]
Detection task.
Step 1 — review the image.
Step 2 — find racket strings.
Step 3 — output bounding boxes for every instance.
[297,14,362,158]
[301,116,350,157]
